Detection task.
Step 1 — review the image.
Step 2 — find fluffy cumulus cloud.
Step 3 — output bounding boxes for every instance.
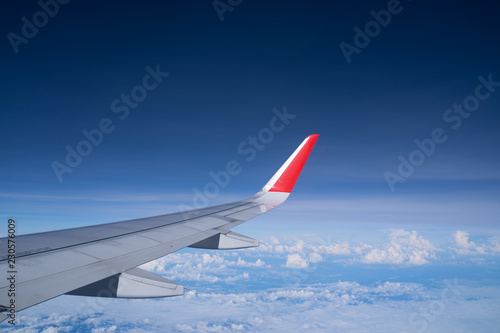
[285,253,309,268]
[253,229,440,267]
[91,326,117,333]
[263,229,498,268]
[139,229,500,275]
[308,252,323,263]
[137,229,500,281]
[450,230,500,256]
[139,252,268,283]
[315,241,355,256]
[284,240,307,253]
[359,230,438,265]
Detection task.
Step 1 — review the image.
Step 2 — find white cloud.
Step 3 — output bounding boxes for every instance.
[91,326,117,333]
[314,241,354,256]
[490,241,500,253]
[451,230,490,255]
[309,252,323,263]
[142,228,500,281]
[359,230,437,265]
[202,253,225,265]
[274,245,285,253]
[269,236,280,245]
[10,273,500,333]
[285,240,307,253]
[257,230,438,266]
[141,229,460,274]
[139,252,268,284]
[244,229,446,266]
[285,253,309,268]
[174,321,246,333]
[234,258,266,267]
[19,279,498,332]
[224,272,250,283]
[40,327,72,333]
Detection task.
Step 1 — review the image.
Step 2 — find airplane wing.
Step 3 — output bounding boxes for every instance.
[0,134,319,323]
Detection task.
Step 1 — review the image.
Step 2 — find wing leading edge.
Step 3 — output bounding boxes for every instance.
[0,134,318,322]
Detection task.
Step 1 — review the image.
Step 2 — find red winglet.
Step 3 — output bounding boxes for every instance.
[267,134,319,193]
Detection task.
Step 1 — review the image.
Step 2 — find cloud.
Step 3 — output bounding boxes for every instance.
[16,279,499,333]
[314,241,356,256]
[284,240,307,253]
[490,241,500,253]
[174,321,246,333]
[7,228,500,333]
[451,230,498,255]
[141,228,500,284]
[359,230,438,265]
[234,258,266,267]
[91,326,117,333]
[308,252,323,263]
[254,230,439,266]
[40,327,72,333]
[285,253,309,268]
[269,236,280,245]
[224,272,250,283]
[9,235,500,333]
[139,252,268,284]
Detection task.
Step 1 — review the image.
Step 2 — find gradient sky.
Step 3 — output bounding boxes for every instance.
[1,0,499,230]
[1,0,500,332]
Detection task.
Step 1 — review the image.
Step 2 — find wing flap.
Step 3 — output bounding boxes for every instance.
[67,268,184,299]
[189,231,259,250]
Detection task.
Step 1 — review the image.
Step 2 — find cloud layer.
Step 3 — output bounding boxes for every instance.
[4,228,500,332]
[9,279,500,333]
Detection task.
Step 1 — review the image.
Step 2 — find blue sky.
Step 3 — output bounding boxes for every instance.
[1,0,500,332]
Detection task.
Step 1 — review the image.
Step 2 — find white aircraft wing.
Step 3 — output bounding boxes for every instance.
[0,134,319,322]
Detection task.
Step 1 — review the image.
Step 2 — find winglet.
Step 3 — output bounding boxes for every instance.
[261,134,319,193]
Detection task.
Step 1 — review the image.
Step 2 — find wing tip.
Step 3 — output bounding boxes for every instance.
[262,134,319,194]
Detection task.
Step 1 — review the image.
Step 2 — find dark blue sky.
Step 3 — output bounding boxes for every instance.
[1,0,499,230]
